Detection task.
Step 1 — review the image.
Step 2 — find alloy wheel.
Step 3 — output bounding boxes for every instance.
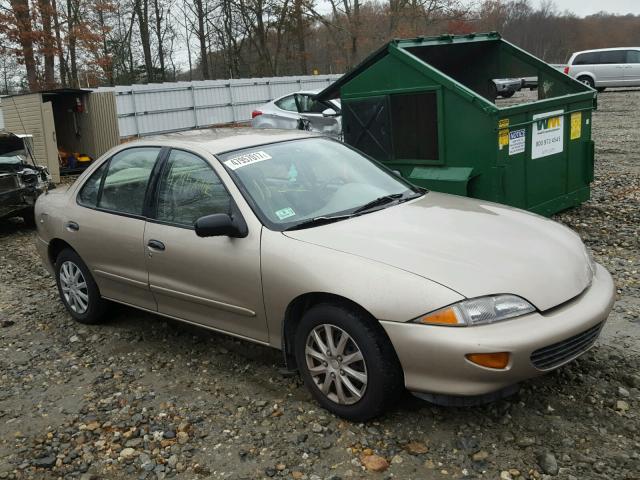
[304,324,368,405]
[59,260,89,314]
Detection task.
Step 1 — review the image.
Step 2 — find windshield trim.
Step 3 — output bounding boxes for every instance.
[214,137,424,232]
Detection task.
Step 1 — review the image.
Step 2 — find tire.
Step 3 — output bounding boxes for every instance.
[294,303,404,421]
[55,248,109,324]
[577,76,595,89]
[597,87,606,93]
[500,90,515,98]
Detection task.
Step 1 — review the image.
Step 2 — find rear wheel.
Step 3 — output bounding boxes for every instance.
[294,303,404,421]
[597,87,606,93]
[55,248,109,324]
[577,76,595,89]
[500,90,515,98]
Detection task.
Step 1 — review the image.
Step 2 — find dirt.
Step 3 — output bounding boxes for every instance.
[0,89,638,480]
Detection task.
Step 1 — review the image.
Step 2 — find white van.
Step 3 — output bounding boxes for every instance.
[564,47,640,91]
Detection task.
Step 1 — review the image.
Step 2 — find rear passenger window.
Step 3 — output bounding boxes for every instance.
[573,52,599,65]
[275,95,298,112]
[599,50,626,64]
[77,162,107,207]
[154,150,231,227]
[98,148,160,215]
[627,50,640,64]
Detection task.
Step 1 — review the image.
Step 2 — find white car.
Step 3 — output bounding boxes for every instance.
[564,47,640,91]
[251,90,341,136]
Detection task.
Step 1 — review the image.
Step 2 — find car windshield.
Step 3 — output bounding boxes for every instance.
[218,137,422,230]
[0,150,27,165]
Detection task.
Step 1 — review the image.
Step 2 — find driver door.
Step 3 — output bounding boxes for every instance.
[143,148,268,342]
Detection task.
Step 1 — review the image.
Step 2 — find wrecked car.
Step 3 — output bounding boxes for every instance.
[0,132,52,225]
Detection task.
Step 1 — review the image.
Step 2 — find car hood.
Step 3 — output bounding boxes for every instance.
[284,192,593,311]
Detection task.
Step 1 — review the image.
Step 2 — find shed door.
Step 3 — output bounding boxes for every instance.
[41,101,60,182]
[342,96,392,161]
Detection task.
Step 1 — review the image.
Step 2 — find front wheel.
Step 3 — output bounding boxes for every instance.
[294,303,404,421]
[55,248,109,324]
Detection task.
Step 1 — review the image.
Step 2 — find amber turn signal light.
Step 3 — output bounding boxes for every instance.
[417,307,460,325]
[465,352,510,369]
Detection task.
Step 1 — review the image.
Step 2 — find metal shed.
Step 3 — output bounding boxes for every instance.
[316,32,598,216]
[0,89,120,182]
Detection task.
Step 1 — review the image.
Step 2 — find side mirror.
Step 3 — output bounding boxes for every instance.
[322,108,337,117]
[195,213,248,238]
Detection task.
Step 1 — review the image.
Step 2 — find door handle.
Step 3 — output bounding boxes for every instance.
[65,221,79,231]
[147,239,165,251]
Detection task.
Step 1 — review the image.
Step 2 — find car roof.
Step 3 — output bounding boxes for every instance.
[141,128,317,155]
[573,47,640,55]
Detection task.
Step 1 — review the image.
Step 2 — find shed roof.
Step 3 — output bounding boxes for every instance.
[5,87,91,99]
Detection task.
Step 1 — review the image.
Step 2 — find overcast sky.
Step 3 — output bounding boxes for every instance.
[537,0,640,16]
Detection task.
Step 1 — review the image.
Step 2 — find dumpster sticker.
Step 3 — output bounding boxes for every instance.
[224,151,272,170]
[275,207,296,220]
[509,129,526,155]
[532,110,564,159]
[498,119,510,150]
[570,112,582,140]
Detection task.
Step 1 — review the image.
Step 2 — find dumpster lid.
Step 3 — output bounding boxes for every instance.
[315,32,503,102]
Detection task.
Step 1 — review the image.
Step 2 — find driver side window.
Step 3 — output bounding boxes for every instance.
[154,150,231,227]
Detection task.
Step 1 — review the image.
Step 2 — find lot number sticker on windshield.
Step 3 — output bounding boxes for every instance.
[532,110,564,159]
[275,207,296,220]
[224,151,272,170]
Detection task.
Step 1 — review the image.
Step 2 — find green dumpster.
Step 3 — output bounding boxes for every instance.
[315,32,597,216]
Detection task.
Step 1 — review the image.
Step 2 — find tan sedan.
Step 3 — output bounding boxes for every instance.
[34,129,615,420]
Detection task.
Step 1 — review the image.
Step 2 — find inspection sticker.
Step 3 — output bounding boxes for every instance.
[570,112,582,140]
[224,151,272,170]
[275,207,296,220]
[498,118,510,150]
[508,129,526,155]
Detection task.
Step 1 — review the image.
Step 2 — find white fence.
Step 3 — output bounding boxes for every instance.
[94,74,342,138]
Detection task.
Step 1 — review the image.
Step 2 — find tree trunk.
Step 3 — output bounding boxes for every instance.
[9,0,39,91]
[134,0,154,82]
[293,0,307,74]
[153,0,166,81]
[51,0,67,86]
[350,0,359,65]
[96,7,114,85]
[193,0,209,79]
[67,0,79,88]
[37,0,56,88]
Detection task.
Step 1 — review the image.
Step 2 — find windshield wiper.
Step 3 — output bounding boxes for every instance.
[352,193,404,215]
[284,214,353,231]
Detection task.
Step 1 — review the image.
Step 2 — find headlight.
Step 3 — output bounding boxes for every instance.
[414,294,536,327]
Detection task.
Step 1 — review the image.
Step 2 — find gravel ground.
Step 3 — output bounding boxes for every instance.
[0,89,638,480]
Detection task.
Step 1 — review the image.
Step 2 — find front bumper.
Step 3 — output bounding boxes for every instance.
[381,263,615,397]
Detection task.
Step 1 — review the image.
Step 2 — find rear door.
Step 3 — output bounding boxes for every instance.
[625,50,640,84]
[267,95,302,129]
[143,148,268,342]
[597,50,627,86]
[69,147,162,310]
